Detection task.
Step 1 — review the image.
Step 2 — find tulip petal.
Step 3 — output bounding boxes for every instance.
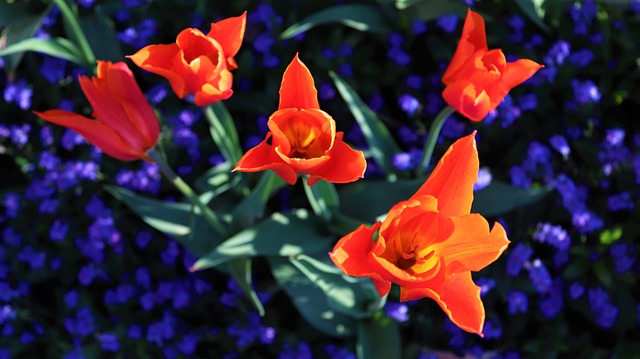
[233,135,298,185]
[207,11,247,67]
[278,54,320,110]
[102,61,160,148]
[307,133,366,186]
[442,9,487,85]
[400,271,485,336]
[442,80,492,122]
[194,68,234,106]
[329,223,392,296]
[128,43,187,98]
[34,110,142,161]
[488,59,543,103]
[412,132,478,216]
[436,216,510,273]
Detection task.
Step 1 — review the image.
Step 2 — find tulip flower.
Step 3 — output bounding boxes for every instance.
[234,54,366,186]
[329,132,510,336]
[442,9,543,122]
[34,61,159,162]
[128,11,247,106]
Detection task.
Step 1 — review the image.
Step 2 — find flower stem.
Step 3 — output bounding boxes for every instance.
[416,105,455,177]
[147,148,227,235]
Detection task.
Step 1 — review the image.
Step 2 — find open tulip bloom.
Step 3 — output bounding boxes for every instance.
[34,61,160,162]
[233,54,367,186]
[129,12,247,106]
[329,132,510,336]
[442,9,543,122]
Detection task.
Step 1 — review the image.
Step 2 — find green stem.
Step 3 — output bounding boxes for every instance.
[416,105,455,177]
[147,149,227,236]
[203,103,242,164]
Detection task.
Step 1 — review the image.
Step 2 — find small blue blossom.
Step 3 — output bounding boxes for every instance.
[571,79,601,104]
[506,242,532,276]
[539,281,563,318]
[474,167,492,191]
[385,302,409,322]
[482,319,502,339]
[436,14,459,33]
[609,243,635,273]
[588,287,618,329]
[569,282,584,300]
[533,223,571,251]
[40,57,68,83]
[526,259,552,293]
[64,307,96,337]
[398,94,421,116]
[608,192,634,212]
[507,291,528,314]
[3,79,33,109]
[97,333,120,352]
[64,290,79,308]
[549,135,570,157]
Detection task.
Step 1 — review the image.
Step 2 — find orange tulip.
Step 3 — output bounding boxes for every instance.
[329,132,510,336]
[234,54,366,186]
[442,9,543,122]
[34,61,159,162]
[128,11,247,106]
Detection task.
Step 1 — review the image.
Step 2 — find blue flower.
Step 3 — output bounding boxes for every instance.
[588,287,618,329]
[385,302,409,322]
[527,259,552,293]
[533,223,571,251]
[97,333,120,352]
[507,291,528,314]
[506,243,532,276]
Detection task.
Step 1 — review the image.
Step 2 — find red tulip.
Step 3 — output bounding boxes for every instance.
[34,61,159,162]
[442,9,543,122]
[234,54,366,186]
[329,132,510,336]
[128,12,247,106]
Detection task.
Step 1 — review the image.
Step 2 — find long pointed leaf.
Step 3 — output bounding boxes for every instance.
[228,258,265,316]
[330,71,402,176]
[191,209,331,271]
[0,37,86,66]
[204,102,243,165]
[280,4,391,39]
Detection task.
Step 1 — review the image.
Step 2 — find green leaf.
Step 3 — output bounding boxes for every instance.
[80,8,123,62]
[0,37,86,66]
[52,0,96,67]
[291,254,385,319]
[396,0,466,20]
[330,72,402,176]
[231,171,287,229]
[593,260,614,290]
[472,181,551,217]
[0,2,51,72]
[515,0,551,34]
[339,179,422,223]
[280,4,391,39]
[304,180,340,222]
[268,256,356,337]
[105,185,221,257]
[204,102,243,165]
[228,258,265,316]
[357,314,401,359]
[192,209,332,271]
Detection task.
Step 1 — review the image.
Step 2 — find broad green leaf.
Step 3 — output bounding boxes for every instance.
[291,254,385,319]
[0,37,86,66]
[0,2,51,72]
[105,185,222,257]
[192,209,332,271]
[357,314,401,359]
[268,256,356,337]
[52,0,96,67]
[330,72,402,176]
[339,179,422,223]
[80,9,123,62]
[228,258,265,316]
[515,0,551,34]
[280,4,391,39]
[194,161,235,193]
[304,180,339,222]
[472,181,550,217]
[231,171,286,229]
[204,102,243,165]
[397,0,466,19]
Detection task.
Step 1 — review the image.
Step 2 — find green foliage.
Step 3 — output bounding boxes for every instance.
[280,4,392,39]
